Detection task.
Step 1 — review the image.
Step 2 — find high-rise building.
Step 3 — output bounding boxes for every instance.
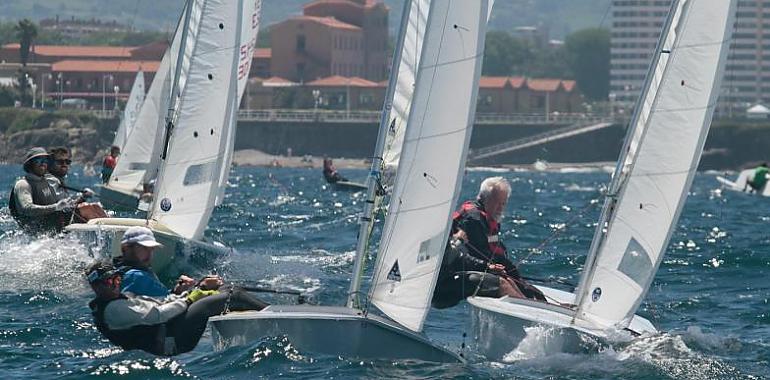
[610,0,769,115]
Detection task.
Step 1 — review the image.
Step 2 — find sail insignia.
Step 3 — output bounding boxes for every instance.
[387,261,402,282]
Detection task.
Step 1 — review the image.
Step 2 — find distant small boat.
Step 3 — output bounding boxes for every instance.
[716,169,770,196]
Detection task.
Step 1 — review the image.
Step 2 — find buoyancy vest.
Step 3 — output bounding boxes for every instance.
[451,200,507,257]
[8,176,66,233]
[89,295,167,355]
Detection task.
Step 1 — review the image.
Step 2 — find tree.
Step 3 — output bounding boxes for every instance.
[482,31,534,76]
[14,19,38,66]
[14,19,38,107]
[564,28,610,101]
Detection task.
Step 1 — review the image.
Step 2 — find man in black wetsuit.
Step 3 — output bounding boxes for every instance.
[86,260,268,356]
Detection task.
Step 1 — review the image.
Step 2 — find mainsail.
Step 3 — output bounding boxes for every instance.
[107,16,184,193]
[112,71,145,150]
[573,0,736,329]
[149,0,261,240]
[369,0,494,332]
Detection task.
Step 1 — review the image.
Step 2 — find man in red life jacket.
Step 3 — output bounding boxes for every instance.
[433,177,545,308]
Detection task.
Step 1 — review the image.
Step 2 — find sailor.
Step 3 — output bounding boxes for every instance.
[46,147,94,200]
[86,260,268,356]
[746,162,769,193]
[115,226,224,298]
[8,147,76,234]
[432,230,525,309]
[322,157,348,184]
[101,146,120,184]
[449,176,545,301]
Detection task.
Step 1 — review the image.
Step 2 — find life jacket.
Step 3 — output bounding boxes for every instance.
[89,295,168,355]
[451,200,507,257]
[8,176,67,233]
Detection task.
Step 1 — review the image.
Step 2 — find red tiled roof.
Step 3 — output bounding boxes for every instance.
[291,16,361,31]
[4,43,134,58]
[304,0,384,11]
[307,75,379,87]
[562,80,577,92]
[478,76,510,89]
[509,77,526,88]
[262,76,299,87]
[253,48,271,59]
[51,60,160,73]
[527,78,562,92]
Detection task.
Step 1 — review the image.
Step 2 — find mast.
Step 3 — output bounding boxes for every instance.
[147,0,195,222]
[347,0,414,309]
[572,0,681,310]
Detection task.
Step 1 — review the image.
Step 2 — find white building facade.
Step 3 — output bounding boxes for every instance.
[610,0,769,116]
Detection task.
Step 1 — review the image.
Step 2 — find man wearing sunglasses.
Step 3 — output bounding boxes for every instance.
[46,146,104,222]
[86,260,268,356]
[8,147,77,234]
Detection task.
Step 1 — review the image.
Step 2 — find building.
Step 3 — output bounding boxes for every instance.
[270,0,389,83]
[610,0,770,115]
[39,16,132,40]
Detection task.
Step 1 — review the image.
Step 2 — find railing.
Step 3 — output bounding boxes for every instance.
[89,108,618,125]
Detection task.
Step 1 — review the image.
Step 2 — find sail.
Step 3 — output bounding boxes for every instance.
[149,0,260,240]
[380,0,430,185]
[107,16,184,194]
[112,71,146,150]
[574,0,736,329]
[215,0,262,206]
[369,0,494,332]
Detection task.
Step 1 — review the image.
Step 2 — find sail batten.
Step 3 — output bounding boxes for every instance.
[573,0,736,329]
[370,0,494,333]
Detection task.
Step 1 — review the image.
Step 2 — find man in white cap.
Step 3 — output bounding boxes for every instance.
[8,147,77,233]
[116,226,222,298]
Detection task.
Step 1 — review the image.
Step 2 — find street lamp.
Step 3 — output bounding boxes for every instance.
[113,85,120,111]
[41,73,52,109]
[312,89,320,112]
[29,80,37,109]
[608,92,617,119]
[102,74,113,112]
[57,73,63,108]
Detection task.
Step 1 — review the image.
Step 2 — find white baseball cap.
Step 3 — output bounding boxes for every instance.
[120,226,163,247]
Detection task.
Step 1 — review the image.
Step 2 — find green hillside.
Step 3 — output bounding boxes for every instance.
[0,0,610,38]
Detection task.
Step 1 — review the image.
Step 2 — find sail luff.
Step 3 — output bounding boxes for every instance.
[112,71,145,150]
[369,0,494,332]
[573,0,736,329]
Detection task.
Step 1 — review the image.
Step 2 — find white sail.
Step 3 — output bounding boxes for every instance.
[370,0,494,332]
[574,0,736,329]
[107,18,184,194]
[112,71,146,150]
[149,0,260,240]
[381,0,430,182]
[215,0,262,206]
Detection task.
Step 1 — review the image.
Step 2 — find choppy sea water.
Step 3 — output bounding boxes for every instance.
[0,164,767,379]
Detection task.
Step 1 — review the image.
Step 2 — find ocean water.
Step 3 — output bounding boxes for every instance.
[0,164,767,379]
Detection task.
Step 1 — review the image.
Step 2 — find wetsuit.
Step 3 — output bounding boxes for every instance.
[432,240,502,309]
[8,174,70,233]
[90,288,268,356]
[749,166,769,191]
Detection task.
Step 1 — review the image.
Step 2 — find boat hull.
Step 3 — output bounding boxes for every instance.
[716,169,770,196]
[98,185,144,213]
[65,218,230,273]
[209,305,462,363]
[467,285,657,361]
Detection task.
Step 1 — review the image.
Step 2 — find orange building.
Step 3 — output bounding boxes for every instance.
[270,0,389,83]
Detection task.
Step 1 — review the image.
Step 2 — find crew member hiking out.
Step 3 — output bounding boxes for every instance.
[746,162,769,193]
[8,147,76,234]
[322,157,348,184]
[86,260,268,356]
[440,176,545,303]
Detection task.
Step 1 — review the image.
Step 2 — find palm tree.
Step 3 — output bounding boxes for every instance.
[14,19,37,106]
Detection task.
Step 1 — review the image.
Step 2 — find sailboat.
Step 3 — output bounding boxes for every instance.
[209,0,494,362]
[99,34,181,212]
[112,71,146,153]
[67,0,262,272]
[716,168,770,196]
[467,0,736,360]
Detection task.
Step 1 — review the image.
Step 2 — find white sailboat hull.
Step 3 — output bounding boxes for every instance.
[716,169,770,196]
[65,218,230,273]
[209,305,462,363]
[467,285,657,361]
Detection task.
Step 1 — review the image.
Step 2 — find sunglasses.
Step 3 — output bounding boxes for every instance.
[29,157,48,165]
[53,159,72,165]
[87,269,120,285]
